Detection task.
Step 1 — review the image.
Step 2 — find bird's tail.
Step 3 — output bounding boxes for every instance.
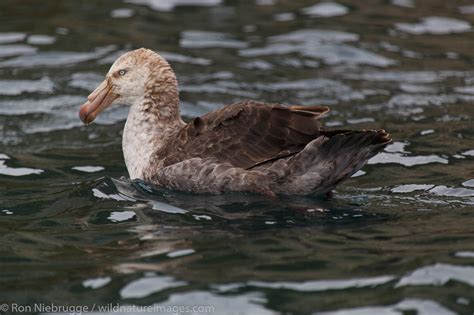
[274,129,391,195]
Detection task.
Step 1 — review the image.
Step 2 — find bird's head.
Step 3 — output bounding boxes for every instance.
[79,48,173,124]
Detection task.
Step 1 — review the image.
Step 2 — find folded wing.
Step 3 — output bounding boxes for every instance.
[157,100,329,169]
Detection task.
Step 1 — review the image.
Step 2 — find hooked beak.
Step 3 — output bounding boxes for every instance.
[79,79,119,124]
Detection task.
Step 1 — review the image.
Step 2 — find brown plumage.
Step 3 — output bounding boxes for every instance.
[158,102,329,169]
[79,48,391,197]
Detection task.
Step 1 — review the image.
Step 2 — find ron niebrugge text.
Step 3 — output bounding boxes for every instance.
[5,303,215,314]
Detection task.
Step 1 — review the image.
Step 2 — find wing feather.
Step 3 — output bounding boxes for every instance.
[157,100,328,169]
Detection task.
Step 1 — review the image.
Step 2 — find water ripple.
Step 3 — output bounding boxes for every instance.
[0,159,44,177]
[159,292,275,315]
[0,44,37,58]
[396,263,474,287]
[301,2,349,18]
[166,248,195,258]
[240,28,394,67]
[26,34,55,45]
[388,93,474,108]
[429,185,474,197]
[0,77,54,96]
[0,95,83,116]
[108,210,137,222]
[180,30,248,49]
[463,179,474,188]
[0,46,115,68]
[344,70,467,83]
[395,17,471,35]
[69,72,103,91]
[459,5,474,14]
[316,298,455,315]
[110,8,135,18]
[391,184,434,193]
[1,1,474,312]
[82,277,112,289]
[247,275,394,292]
[120,274,187,299]
[0,32,26,44]
[125,0,222,12]
[72,166,105,173]
[391,0,415,8]
[368,152,448,167]
[271,29,359,44]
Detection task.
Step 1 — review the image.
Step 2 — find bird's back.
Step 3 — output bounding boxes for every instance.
[145,101,390,196]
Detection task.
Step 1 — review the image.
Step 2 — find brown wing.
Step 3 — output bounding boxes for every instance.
[158,100,329,169]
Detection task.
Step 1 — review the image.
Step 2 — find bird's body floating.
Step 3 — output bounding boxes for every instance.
[79,48,391,197]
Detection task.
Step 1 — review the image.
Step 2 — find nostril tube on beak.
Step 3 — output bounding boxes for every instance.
[87,80,108,102]
[78,79,117,125]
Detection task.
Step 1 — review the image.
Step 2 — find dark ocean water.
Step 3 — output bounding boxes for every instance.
[0,0,474,314]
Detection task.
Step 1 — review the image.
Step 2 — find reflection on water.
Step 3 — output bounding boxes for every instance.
[125,0,222,12]
[396,263,474,287]
[1,0,474,314]
[395,17,471,35]
[301,2,349,18]
[316,299,456,315]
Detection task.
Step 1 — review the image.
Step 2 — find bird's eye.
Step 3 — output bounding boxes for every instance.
[118,69,127,76]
